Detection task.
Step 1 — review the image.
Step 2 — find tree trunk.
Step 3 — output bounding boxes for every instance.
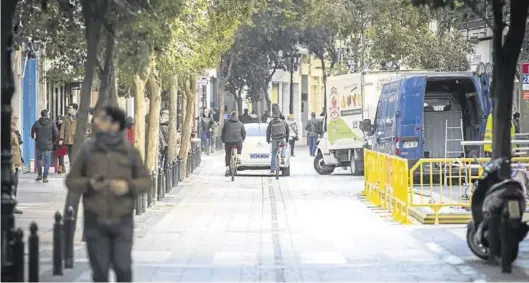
[180,74,197,177]
[490,0,529,176]
[95,29,115,109]
[235,89,243,114]
[146,71,161,173]
[110,64,118,106]
[321,56,327,112]
[218,52,235,126]
[263,87,271,113]
[64,0,106,242]
[1,0,19,220]
[133,75,147,161]
[167,74,179,162]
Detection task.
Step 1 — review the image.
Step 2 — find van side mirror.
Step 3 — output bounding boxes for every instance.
[360,119,373,134]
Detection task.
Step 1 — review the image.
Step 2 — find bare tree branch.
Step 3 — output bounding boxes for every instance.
[465,0,493,29]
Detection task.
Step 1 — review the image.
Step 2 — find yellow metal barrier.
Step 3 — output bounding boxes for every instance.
[363,149,411,224]
[409,157,529,225]
[364,151,529,225]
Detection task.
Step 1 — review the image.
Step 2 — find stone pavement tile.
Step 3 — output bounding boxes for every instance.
[179,267,214,281]
[210,267,243,282]
[151,267,185,281]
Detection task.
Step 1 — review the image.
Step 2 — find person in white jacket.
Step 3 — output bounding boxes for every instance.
[287,114,300,156]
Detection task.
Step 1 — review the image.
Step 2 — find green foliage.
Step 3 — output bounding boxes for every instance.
[224,0,302,101]
[302,0,472,71]
[16,0,85,82]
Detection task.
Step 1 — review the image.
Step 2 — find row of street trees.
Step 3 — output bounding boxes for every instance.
[8,0,259,232]
[222,0,475,115]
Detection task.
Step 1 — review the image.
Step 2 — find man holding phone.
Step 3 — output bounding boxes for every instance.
[66,106,151,282]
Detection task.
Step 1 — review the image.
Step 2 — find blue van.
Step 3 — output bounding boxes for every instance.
[364,72,491,167]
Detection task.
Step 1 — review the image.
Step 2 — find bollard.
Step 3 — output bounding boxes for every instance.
[135,193,141,215]
[5,216,15,264]
[176,158,181,184]
[28,222,39,282]
[64,206,75,268]
[186,153,191,176]
[178,156,185,181]
[173,162,178,187]
[148,172,154,207]
[166,165,171,192]
[53,212,63,276]
[157,170,163,201]
[12,228,25,282]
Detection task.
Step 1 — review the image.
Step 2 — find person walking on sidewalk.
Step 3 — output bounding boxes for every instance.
[65,106,151,282]
[306,112,322,156]
[55,116,67,174]
[60,103,78,167]
[11,114,23,214]
[32,109,58,182]
[287,114,299,156]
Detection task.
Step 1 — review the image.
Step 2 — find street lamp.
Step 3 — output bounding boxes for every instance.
[289,52,301,115]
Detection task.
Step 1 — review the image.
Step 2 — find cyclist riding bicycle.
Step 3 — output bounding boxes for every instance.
[266,111,289,175]
[221,111,246,176]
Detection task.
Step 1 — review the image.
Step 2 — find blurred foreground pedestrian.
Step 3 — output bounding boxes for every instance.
[65,106,151,282]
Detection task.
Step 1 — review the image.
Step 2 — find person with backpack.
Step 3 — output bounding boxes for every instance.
[65,106,151,282]
[221,111,246,176]
[266,110,289,175]
[306,112,322,156]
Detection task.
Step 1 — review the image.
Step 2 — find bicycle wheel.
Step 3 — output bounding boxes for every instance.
[275,151,280,180]
[230,148,236,181]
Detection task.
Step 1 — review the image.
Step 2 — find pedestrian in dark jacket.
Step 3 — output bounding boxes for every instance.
[221,111,246,176]
[306,112,322,156]
[239,109,252,124]
[55,116,67,174]
[31,109,58,182]
[266,109,289,174]
[65,106,151,282]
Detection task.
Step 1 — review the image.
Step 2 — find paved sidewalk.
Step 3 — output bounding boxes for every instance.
[36,148,529,282]
[14,169,176,280]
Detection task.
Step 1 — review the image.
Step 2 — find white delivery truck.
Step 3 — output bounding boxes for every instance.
[314,70,432,175]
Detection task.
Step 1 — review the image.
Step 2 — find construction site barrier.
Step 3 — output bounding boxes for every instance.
[363,149,529,225]
[363,150,411,224]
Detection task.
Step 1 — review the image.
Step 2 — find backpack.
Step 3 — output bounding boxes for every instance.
[81,141,137,177]
[270,118,286,139]
[310,121,317,133]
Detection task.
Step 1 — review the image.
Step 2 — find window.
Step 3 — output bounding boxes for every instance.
[424,98,451,112]
[376,99,388,130]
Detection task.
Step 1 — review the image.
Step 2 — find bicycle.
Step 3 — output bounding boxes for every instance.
[229,144,238,181]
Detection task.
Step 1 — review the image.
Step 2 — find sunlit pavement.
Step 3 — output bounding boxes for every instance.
[37,147,529,282]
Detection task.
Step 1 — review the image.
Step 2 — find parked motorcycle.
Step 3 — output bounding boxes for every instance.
[466,157,529,273]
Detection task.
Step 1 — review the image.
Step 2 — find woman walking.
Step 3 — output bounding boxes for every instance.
[287,114,300,156]
[54,115,67,174]
[11,115,23,214]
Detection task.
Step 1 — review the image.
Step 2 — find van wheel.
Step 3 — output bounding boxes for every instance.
[350,155,363,176]
[314,153,334,175]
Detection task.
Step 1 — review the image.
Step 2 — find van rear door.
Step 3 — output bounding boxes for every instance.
[396,76,426,160]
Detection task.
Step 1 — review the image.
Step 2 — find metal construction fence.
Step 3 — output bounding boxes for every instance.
[363,149,529,225]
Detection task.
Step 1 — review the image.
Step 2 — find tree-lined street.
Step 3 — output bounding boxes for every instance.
[13,151,528,282]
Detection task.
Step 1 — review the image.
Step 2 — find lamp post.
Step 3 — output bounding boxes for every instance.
[288,52,300,115]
